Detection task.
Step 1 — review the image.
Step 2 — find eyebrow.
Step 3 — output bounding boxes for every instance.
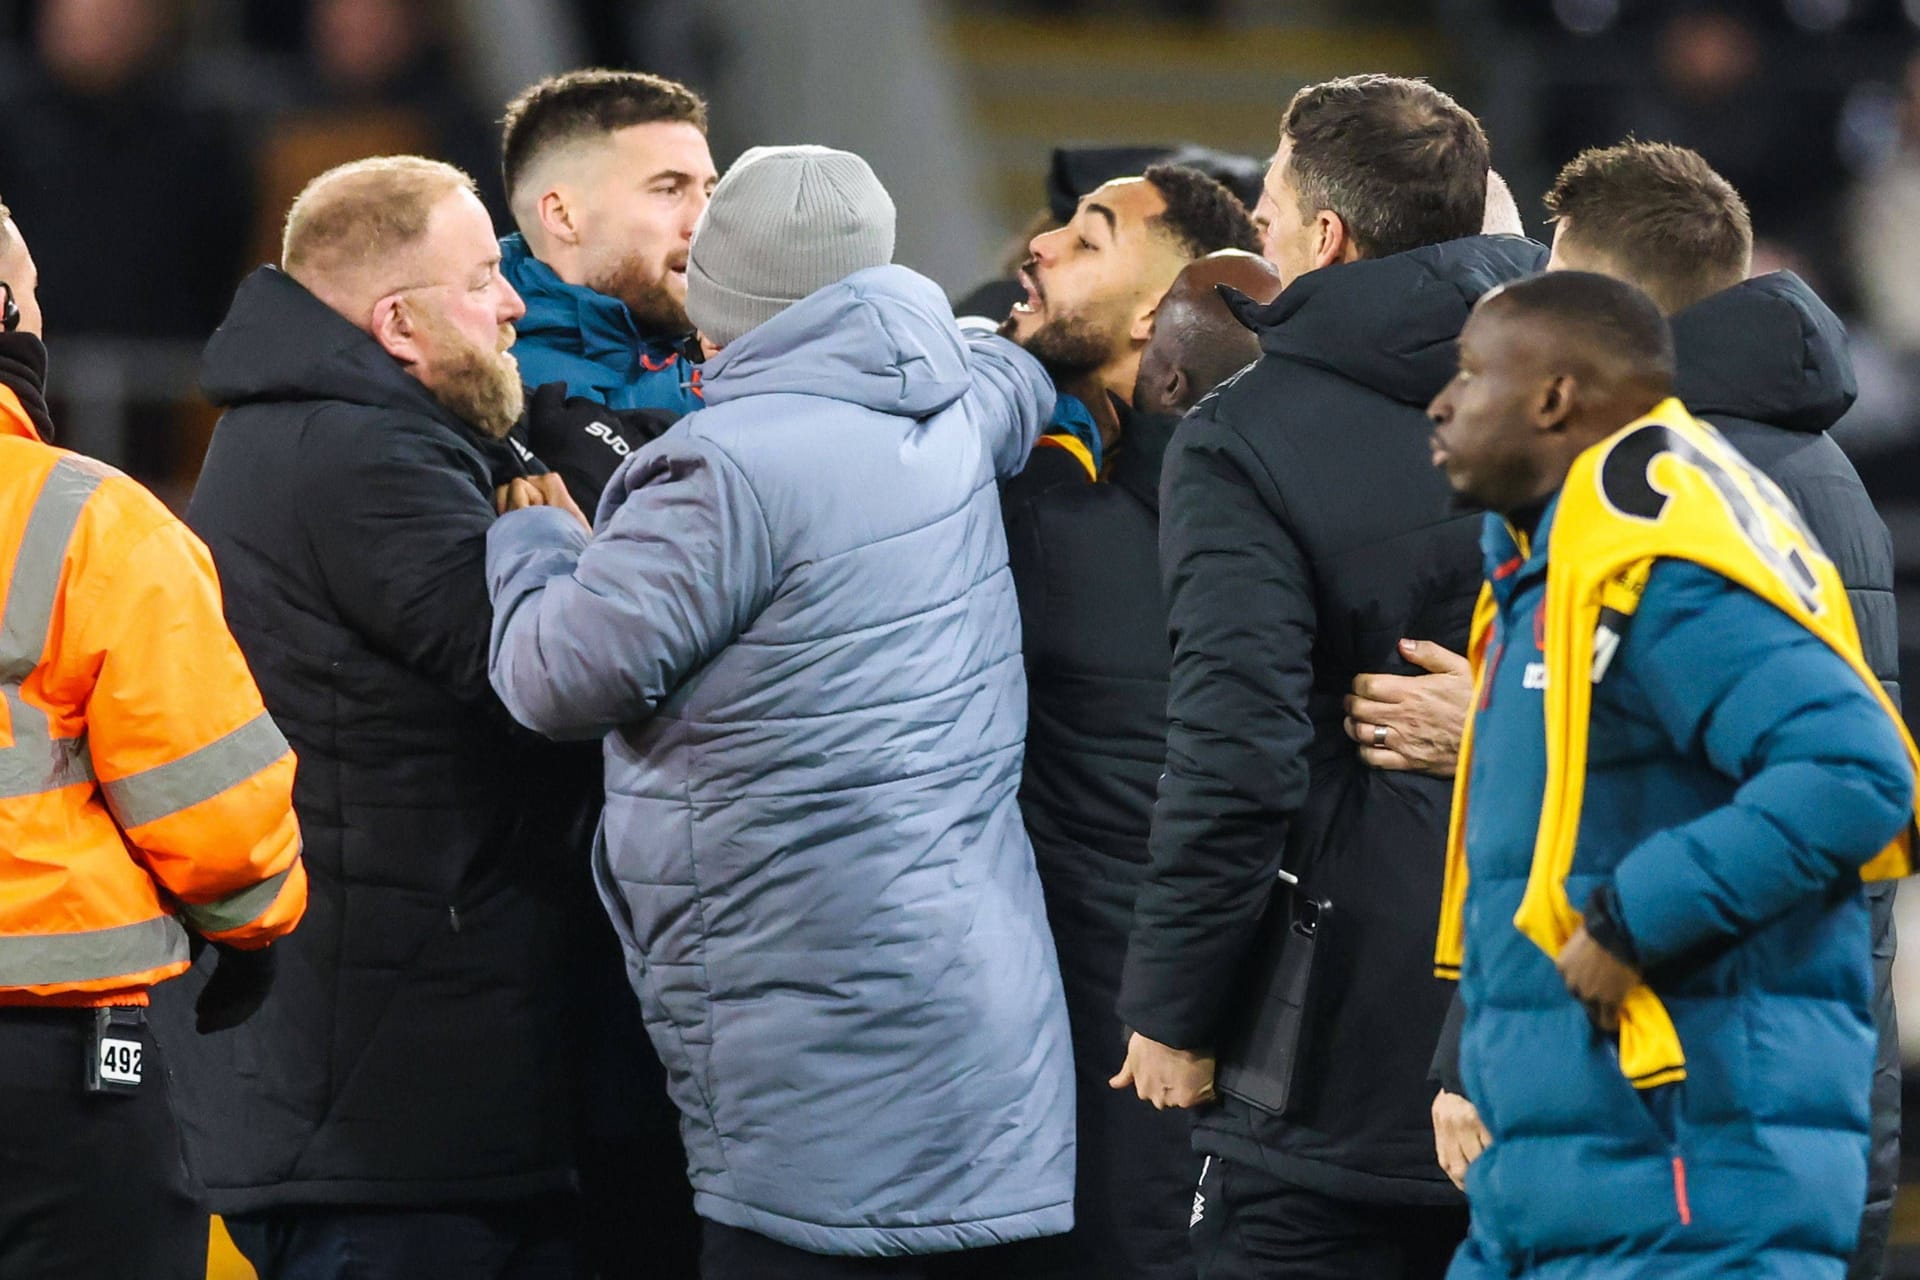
[646,170,706,187]
[1083,202,1119,238]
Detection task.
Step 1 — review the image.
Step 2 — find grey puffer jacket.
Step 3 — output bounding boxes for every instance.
[486,264,1076,1257]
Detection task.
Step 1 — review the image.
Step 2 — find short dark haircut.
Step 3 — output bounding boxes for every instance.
[1544,141,1752,315]
[1281,74,1489,260]
[501,69,708,202]
[1485,271,1676,391]
[1142,164,1262,258]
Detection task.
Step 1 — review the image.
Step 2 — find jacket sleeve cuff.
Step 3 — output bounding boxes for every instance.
[486,506,589,589]
[1582,883,1641,968]
[1429,990,1466,1093]
[1116,957,1223,1053]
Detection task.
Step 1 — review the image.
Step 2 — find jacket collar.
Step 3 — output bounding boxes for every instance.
[1048,392,1104,474]
[1224,235,1550,407]
[500,234,683,370]
[1670,272,1855,436]
[1108,399,1176,513]
[1481,493,1559,605]
[0,333,54,442]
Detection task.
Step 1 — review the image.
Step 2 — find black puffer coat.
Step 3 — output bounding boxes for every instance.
[1120,236,1546,1204]
[154,267,598,1212]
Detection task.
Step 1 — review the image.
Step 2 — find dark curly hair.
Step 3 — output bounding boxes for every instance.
[1142,163,1262,259]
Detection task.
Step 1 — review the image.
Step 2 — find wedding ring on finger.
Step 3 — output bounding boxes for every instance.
[1372,724,1388,749]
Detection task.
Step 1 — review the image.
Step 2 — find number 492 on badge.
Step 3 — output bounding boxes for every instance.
[99,1037,142,1084]
[86,1008,145,1094]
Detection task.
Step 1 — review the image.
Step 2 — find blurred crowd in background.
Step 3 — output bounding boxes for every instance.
[9,0,1920,490]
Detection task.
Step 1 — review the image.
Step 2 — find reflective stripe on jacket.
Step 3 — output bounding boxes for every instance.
[0,380,305,1005]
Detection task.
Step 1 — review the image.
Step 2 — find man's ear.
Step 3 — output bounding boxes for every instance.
[1165,366,1191,412]
[1313,210,1357,271]
[1129,301,1160,346]
[1537,374,1576,429]
[536,187,581,247]
[369,295,423,367]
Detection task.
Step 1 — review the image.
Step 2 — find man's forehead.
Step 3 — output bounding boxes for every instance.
[1460,297,1517,349]
[533,121,715,194]
[603,121,717,172]
[1264,141,1291,185]
[432,189,492,243]
[1463,298,1559,368]
[403,190,495,278]
[1080,176,1165,227]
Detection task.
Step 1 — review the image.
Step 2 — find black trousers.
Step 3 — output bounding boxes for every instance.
[1189,1156,1468,1280]
[1043,893,1200,1280]
[0,1006,207,1280]
[1056,1071,1199,1280]
[574,948,702,1280]
[226,1199,585,1280]
[702,1221,1065,1280]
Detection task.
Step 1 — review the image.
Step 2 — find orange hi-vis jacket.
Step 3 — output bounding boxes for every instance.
[0,377,305,1007]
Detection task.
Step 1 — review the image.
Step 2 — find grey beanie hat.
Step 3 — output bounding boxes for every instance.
[685,144,897,347]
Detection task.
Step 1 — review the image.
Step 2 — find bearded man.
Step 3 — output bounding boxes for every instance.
[998,163,1257,481]
[156,155,602,1280]
[496,69,719,510]
[496,68,722,1276]
[994,170,1258,1280]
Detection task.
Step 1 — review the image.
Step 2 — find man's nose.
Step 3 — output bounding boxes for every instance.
[685,187,711,237]
[499,277,527,324]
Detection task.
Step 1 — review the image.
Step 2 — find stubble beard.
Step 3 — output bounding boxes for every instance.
[590,252,691,336]
[1018,309,1118,386]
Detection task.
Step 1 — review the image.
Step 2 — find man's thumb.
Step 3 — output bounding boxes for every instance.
[1400,638,1469,675]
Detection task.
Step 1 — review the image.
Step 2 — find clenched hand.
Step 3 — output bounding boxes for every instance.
[495,473,590,533]
[1110,1031,1216,1110]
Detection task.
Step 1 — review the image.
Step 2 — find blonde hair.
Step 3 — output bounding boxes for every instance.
[281,156,475,295]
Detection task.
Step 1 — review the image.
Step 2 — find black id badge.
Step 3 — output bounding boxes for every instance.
[84,1007,146,1095]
